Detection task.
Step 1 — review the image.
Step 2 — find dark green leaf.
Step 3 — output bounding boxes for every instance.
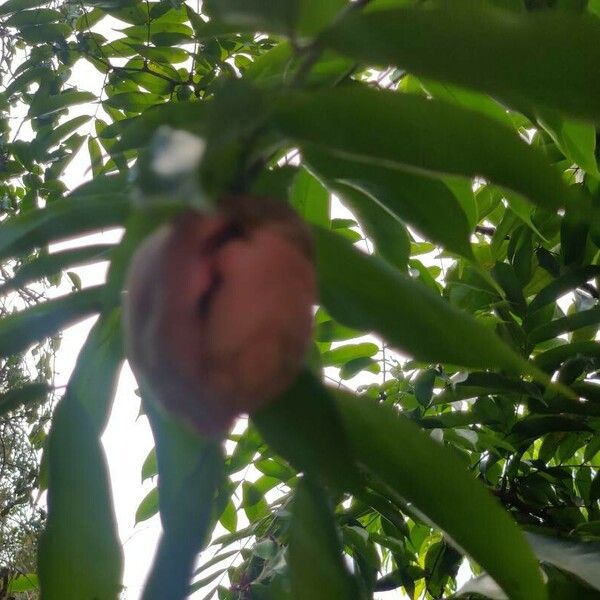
[141,394,225,600]
[253,370,362,492]
[275,87,574,212]
[314,227,531,373]
[324,5,600,123]
[307,145,474,258]
[0,244,114,295]
[0,383,49,417]
[336,392,546,600]
[529,308,600,344]
[0,286,106,358]
[289,478,360,600]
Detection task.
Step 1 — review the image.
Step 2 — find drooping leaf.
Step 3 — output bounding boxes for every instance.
[38,314,124,600]
[289,478,360,600]
[324,4,600,123]
[314,226,530,373]
[0,286,106,358]
[336,391,546,600]
[0,178,130,261]
[253,370,362,492]
[141,393,225,600]
[304,146,473,258]
[274,87,575,212]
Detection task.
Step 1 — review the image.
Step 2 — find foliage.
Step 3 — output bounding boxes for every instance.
[3,0,600,599]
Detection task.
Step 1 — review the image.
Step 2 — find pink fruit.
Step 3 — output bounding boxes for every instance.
[123,196,316,437]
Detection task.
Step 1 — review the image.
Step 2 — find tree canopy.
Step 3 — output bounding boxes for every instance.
[2,0,600,599]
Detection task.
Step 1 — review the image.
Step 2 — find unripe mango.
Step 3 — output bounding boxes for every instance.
[123,196,316,437]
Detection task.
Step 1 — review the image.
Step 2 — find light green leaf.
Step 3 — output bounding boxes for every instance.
[290,167,330,227]
[538,110,600,177]
[136,487,159,524]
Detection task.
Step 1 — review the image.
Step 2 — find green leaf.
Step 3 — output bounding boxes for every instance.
[203,0,297,35]
[534,341,600,373]
[0,244,114,295]
[136,487,159,524]
[88,136,104,177]
[304,146,473,259]
[253,370,362,492]
[28,90,96,119]
[529,266,600,313]
[0,177,130,261]
[0,286,106,358]
[65,310,124,431]
[314,227,529,372]
[32,115,92,159]
[141,448,158,482]
[322,342,379,366]
[7,574,38,593]
[529,308,600,344]
[324,4,600,123]
[290,479,361,600]
[19,23,69,43]
[38,315,124,600]
[290,166,330,228]
[296,0,347,37]
[141,394,225,600]
[0,383,49,417]
[537,110,600,177]
[336,391,546,600]
[38,399,123,600]
[275,87,573,212]
[6,8,61,26]
[104,92,163,112]
[0,0,49,16]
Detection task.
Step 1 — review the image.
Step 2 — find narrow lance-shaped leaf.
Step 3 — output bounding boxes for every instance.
[289,478,361,600]
[274,87,576,212]
[38,313,124,600]
[253,370,362,492]
[314,226,529,373]
[141,393,225,600]
[336,391,547,600]
[0,174,130,261]
[323,5,600,123]
[0,286,106,358]
[0,244,114,295]
[304,145,473,259]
